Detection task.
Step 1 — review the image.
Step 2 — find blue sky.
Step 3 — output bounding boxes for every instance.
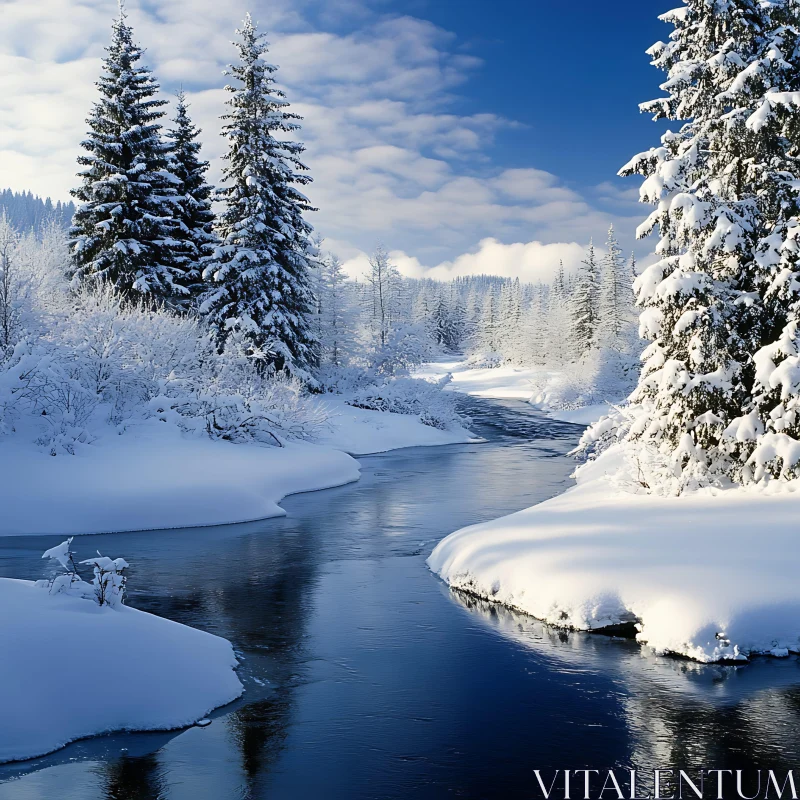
[382,0,674,187]
[0,0,677,281]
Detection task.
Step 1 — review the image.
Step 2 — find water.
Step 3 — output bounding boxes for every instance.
[2,398,800,799]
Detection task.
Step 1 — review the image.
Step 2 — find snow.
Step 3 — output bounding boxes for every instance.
[0,396,477,536]
[415,359,611,425]
[417,359,544,400]
[317,396,476,455]
[0,577,242,763]
[0,422,359,536]
[429,444,800,663]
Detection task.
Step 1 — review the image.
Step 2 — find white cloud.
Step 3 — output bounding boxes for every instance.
[0,0,650,277]
[341,238,590,284]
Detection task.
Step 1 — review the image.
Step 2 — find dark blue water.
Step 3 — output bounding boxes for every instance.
[2,399,800,799]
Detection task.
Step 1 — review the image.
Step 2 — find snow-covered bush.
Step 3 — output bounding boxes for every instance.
[315,363,377,395]
[347,375,463,431]
[0,279,330,452]
[40,538,129,607]
[81,553,129,608]
[368,323,431,377]
[529,348,637,413]
[465,351,504,370]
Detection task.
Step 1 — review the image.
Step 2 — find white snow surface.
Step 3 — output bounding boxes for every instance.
[415,359,611,425]
[0,578,242,763]
[318,396,475,454]
[0,402,473,536]
[0,422,360,536]
[429,445,800,663]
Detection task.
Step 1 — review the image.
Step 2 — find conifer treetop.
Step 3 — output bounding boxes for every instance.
[69,6,181,297]
[201,13,317,375]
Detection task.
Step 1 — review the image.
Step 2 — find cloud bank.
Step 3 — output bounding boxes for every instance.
[0,0,648,278]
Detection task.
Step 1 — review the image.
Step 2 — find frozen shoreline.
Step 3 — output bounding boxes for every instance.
[415,359,611,426]
[429,444,800,663]
[0,402,473,537]
[0,578,243,764]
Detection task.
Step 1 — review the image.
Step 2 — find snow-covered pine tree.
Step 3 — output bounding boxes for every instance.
[464,285,482,350]
[478,289,499,354]
[431,292,460,351]
[598,224,630,351]
[317,253,355,366]
[524,285,548,365]
[201,14,316,375]
[166,90,217,305]
[69,6,181,300]
[571,241,599,357]
[448,283,467,352]
[546,263,573,367]
[620,0,800,485]
[730,1,800,480]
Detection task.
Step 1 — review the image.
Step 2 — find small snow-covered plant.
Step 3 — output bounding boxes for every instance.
[40,537,87,596]
[80,553,129,608]
[39,539,129,607]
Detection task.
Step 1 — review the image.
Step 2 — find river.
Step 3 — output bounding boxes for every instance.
[2,398,800,799]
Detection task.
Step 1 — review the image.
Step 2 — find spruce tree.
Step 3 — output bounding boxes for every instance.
[621,0,800,484]
[599,224,629,351]
[166,90,216,304]
[547,263,573,367]
[571,241,599,356]
[479,289,499,354]
[201,14,316,374]
[69,6,180,299]
[316,253,355,367]
[734,1,800,480]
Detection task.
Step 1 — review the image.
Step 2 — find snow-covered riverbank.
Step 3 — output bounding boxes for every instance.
[429,444,800,663]
[0,402,472,537]
[0,577,242,763]
[415,359,611,426]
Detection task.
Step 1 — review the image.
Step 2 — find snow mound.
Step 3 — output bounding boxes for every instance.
[429,445,800,663]
[0,424,361,536]
[0,578,242,763]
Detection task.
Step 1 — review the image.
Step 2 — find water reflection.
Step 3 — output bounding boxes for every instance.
[451,590,800,789]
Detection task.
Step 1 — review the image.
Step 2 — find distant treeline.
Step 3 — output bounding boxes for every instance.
[0,189,75,235]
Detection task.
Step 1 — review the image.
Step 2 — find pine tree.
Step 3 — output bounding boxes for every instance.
[464,285,482,348]
[524,285,548,365]
[735,1,800,480]
[201,14,316,374]
[571,241,599,356]
[598,224,629,351]
[478,289,499,353]
[621,0,800,484]
[317,253,355,366]
[69,6,181,299]
[448,283,467,352]
[546,264,573,367]
[166,90,216,304]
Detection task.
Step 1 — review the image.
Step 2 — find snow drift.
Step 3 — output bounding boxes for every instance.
[0,578,242,763]
[0,423,361,536]
[429,445,800,663]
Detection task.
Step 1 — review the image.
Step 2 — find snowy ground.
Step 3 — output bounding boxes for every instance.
[415,359,610,425]
[429,444,800,663]
[0,578,242,763]
[0,403,472,537]
[318,396,475,455]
